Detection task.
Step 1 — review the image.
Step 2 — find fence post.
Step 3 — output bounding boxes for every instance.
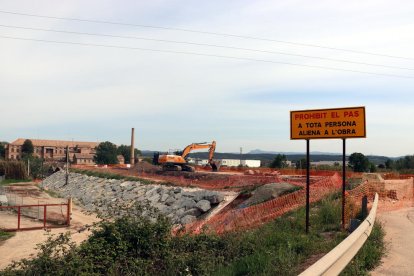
[43,205,47,228]
[361,196,368,219]
[17,206,21,230]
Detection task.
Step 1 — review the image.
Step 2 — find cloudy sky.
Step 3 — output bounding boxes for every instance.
[1,1,414,156]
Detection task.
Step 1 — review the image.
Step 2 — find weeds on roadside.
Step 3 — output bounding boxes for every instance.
[341,222,386,275]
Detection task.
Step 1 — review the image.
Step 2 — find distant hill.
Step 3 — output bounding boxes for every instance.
[248,149,340,155]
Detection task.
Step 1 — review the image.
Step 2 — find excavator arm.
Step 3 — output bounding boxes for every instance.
[181,141,216,161]
[181,141,217,171]
[207,141,216,163]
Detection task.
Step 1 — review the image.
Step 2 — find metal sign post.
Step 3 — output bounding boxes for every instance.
[342,138,346,229]
[306,139,310,233]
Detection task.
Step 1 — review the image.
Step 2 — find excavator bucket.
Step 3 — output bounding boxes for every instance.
[210,161,218,172]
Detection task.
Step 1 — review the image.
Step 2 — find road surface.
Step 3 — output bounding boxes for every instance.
[372,207,414,276]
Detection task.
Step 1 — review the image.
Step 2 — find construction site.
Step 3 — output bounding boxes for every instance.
[1,150,414,271]
[1,130,414,274]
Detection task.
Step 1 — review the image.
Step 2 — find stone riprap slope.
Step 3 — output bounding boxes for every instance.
[41,171,225,225]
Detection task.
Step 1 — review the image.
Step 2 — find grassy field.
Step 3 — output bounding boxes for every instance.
[0,179,31,186]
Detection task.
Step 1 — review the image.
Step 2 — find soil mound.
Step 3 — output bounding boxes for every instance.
[242,182,299,207]
[134,161,159,173]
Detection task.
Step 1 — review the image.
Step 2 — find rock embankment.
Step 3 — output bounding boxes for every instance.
[41,171,225,225]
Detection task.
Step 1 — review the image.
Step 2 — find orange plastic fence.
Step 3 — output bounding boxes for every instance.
[76,166,284,190]
[345,176,414,222]
[187,173,342,234]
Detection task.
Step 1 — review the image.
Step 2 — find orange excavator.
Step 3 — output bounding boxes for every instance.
[153,141,218,172]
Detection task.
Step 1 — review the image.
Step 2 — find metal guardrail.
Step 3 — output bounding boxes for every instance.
[299,193,379,276]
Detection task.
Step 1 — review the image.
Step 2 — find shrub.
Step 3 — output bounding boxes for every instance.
[316,197,342,231]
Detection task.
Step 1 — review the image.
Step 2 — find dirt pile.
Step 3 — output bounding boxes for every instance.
[241,182,300,207]
[134,161,159,173]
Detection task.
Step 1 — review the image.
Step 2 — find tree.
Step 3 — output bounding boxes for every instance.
[94,141,119,165]
[348,152,370,172]
[295,158,308,169]
[117,145,141,164]
[269,154,288,169]
[385,159,394,170]
[0,141,7,159]
[369,163,377,172]
[21,139,34,158]
[395,155,414,170]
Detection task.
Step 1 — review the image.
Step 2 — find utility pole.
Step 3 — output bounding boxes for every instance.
[130,128,135,166]
[240,147,243,167]
[65,145,69,186]
[27,158,30,177]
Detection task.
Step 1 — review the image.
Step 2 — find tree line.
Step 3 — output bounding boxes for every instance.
[268,152,414,173]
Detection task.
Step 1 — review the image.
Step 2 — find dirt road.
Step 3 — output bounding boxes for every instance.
[0,204,98,270]
[371,207,414,276]
[0,183,98,270]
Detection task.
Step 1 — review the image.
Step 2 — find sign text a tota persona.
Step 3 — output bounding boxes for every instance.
[290,107,366,140]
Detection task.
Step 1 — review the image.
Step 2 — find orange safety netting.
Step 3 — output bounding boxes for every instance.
[344,174,414,222]
[186,173,342,234]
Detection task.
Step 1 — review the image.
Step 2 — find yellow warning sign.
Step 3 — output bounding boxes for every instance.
[290,107,366,140]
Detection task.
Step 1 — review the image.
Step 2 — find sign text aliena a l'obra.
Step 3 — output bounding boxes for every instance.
[290,107,366,140]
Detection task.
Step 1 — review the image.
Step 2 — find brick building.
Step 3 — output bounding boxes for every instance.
[5,138,99,164]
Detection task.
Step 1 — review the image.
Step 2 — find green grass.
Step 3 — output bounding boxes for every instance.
[215,193,384,275]
[315,194,342,231]
[347,177,363,190]
[0,231,14,242]
[0,179,32,186]
[214,197,347,275]
[70,168,156,185]
[341,222,386,275]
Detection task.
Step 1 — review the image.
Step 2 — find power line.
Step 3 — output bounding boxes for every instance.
[1,34,413,79]
[1,9,413,61]
[1,23,413,71]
